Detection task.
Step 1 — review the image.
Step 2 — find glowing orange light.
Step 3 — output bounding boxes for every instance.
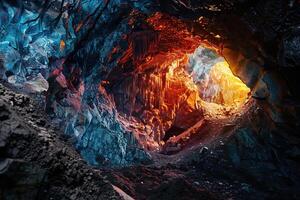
[161,53,250,113]
[60,40,66,52]
[207,61,250,107]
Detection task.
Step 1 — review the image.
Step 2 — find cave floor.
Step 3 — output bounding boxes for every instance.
[103,101,264,200]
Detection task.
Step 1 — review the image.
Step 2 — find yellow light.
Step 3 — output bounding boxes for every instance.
[60,40,66,52]
[208,61,250,107]
[164,56,250,110]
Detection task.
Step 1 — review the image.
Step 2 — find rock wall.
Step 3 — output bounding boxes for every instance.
[1,0,299,168]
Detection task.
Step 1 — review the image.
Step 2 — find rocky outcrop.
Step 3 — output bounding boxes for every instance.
[223,102,300,198]
[0,83,120,200]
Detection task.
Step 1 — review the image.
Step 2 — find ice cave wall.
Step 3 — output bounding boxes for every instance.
[1,0,299,167]
[0,0,156,166]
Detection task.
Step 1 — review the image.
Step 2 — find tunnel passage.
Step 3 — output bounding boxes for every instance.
[0,6,255,166]
[108,47,250,149]
[0,1,292,166]
[0,1,299,199]
[0,0,281,166]
[104,13,250,151]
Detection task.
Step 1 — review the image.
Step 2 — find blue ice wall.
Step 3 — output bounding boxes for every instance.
[0,3,65,81]
[0,0,155,167]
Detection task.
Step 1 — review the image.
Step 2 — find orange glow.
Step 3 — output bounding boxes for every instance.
[208,61,250,107]
[166,55,198,93]
[113,13,251,149]
[60,40,66,52]
[132,13,250,119]
[158,50,250,114]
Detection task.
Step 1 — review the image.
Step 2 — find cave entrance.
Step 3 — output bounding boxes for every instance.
[112,45,250,151]
[187,46,250,109]
[110,13,250,152]
[160,46,250,143]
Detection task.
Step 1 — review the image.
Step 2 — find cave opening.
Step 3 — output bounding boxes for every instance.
[0,5,253,165]
[1,1,300,198]
[101,13,252,154]
[109,43,250,153]
[161,46,251,143]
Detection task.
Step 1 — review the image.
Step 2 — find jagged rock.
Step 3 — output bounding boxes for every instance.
[252,78,269,100]
[0,101,10,121]
[0,84,121,199]
[23,73,49,94]
[0,1,300,199]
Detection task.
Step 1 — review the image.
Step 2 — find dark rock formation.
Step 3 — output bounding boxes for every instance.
[0,159,46,199]
[0,83,120,200]
[0,0,300,199]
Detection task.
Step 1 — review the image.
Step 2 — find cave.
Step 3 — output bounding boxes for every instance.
[106,20,252,152]
[0,1,300,200]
